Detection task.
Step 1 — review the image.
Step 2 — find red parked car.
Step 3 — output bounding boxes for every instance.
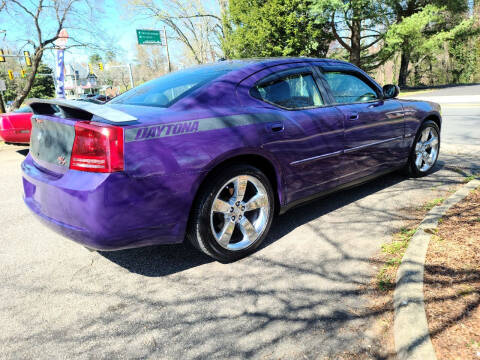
[0,106,33,144]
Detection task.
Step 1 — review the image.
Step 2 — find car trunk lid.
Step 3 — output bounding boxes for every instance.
[30,116,76,174]
[28,99,135,175]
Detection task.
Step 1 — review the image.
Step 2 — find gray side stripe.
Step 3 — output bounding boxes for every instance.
[125,113,281,143]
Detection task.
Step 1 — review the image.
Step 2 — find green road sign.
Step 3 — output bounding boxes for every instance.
[136,29,162,45]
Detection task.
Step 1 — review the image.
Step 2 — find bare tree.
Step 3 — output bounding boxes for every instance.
[134,44,166,82]
[127,0,224,64]
[3,0,104,109]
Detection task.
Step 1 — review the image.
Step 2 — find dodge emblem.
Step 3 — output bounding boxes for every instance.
[57,155,66,166]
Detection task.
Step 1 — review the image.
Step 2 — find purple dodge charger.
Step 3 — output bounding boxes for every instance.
[22,58,441,261]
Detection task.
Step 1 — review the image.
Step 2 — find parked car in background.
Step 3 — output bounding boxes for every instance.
[22,58,441,262]
[93,94,112,103]
[76,94,112,104]
[0,106,33,144]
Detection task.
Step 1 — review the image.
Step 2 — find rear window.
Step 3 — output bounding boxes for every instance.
[110,67,231,108]
[14,106,32,113]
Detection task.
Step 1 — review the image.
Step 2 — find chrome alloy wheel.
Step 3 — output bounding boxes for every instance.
[210,175,270,251]
[414,126,439,172]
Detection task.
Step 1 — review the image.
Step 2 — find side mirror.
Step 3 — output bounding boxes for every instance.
[383,84,400,99]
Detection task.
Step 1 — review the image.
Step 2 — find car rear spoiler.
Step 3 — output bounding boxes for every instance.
[26,98,137,124]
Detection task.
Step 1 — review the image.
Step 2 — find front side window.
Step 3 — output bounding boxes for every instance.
[323,72,379,104]
[251,68,323,109]
[110,66,232,108]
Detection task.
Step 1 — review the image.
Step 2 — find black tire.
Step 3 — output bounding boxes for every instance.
[406,120,441,177]
[187,164,275,262]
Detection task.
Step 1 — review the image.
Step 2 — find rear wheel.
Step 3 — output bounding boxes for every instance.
[406,120,440,177]
[187,164,274,262]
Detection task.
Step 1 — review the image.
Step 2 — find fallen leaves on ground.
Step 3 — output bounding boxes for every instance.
[424,186,480,360]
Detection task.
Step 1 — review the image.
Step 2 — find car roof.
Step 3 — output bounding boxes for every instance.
[196,57,349,72]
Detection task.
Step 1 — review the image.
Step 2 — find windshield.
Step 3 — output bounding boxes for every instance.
[110,66,232,108]
[14,106,32,113]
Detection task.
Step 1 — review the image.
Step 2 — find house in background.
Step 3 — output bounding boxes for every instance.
[64,63,100,99]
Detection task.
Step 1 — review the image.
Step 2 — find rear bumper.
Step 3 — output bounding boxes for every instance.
[22,154,194,250]
[0,128,30,143]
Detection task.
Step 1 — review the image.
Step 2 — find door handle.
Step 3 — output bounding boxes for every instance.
[269,122,284,132]
[368,101,384,108]
[349,113,359,120]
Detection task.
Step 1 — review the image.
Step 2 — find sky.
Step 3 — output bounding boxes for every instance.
[0,0,477,70]
[0,0,221,70]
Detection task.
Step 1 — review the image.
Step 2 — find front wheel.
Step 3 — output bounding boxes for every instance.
[406,120,440,177]
[187,164,275,262]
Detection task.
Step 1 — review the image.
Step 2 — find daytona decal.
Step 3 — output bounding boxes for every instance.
[133,121,199,141]
[124,113,281,143]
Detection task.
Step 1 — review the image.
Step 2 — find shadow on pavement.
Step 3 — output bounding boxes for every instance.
[100,164,450,278]
[16,148,29,157]
[100,242,213,277]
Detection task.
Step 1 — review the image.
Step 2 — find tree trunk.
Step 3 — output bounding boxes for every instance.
[475,0,480,27]
[349,18,362,68]
[398,50,410,88]
[11,49,43,110]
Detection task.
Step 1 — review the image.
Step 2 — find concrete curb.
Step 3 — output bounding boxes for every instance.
[393,178,480,360]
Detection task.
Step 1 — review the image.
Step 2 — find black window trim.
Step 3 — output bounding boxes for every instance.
[248,66,329,111]
[316,66,384,106]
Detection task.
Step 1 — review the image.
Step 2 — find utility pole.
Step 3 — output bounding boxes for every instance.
[127,63,134,88]
[0,90,6,113]
[163,26,171,73]
[109,64,135,89]
[0,31,9,111]
[74,70,79,98]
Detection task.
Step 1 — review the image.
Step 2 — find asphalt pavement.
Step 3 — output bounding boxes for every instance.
[1,87,479,359]
[401,84,480,153]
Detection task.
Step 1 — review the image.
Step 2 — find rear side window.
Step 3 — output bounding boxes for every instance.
[110,67,231,108]
[251,68,323,109]
[323,72,378,104]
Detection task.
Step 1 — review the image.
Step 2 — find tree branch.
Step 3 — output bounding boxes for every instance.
[361,35,384,50]
[331,12,351,52]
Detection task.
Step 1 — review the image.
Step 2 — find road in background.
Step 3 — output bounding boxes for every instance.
[0,87,479,359]
[401,84,480,153]
[401,84,480,98]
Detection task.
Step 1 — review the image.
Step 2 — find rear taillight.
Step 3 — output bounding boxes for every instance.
[70,121,124,173]
[0,115,12,130]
